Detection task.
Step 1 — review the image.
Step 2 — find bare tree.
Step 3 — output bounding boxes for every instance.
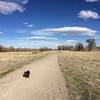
[86,39,96,51]
[75,42,84,51]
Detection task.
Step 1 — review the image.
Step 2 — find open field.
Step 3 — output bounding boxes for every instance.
[58,51,100,100]
[0,51,49,78]
[0,54,69,100]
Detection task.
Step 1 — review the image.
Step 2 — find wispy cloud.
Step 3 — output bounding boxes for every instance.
[8,39,61,48]
[78,10,100,20]
[13,35,60,48]
[22,0,29,4]
[20,40,60,48]
[42,26,97,36]
[24,22,34,28]
[0,31,4,34]
[62,40,78,46]
[93,34,100,39]
[0,1,25,15]
[85,0,98,2]
[31,30,53,36]
[16,29,27,33]
[16,36,58,41]
[65,40,79,43]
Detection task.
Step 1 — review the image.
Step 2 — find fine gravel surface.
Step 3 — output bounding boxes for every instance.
[0,54,69,100]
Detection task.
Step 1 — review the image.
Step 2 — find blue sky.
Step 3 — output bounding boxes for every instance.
[0,0,100,48]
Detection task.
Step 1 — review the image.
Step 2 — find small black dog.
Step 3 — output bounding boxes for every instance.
[23,70,30,78]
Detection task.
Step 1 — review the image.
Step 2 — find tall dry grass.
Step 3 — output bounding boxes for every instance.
[58,51,100,100]
[0,51,49,78]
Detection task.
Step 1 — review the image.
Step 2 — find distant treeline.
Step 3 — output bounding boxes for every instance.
[57,39,100,51]
[0,39,100,52]
[0,45,53,52]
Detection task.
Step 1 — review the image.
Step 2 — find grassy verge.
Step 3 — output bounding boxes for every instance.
[0,51,50,78]
[58,51,100,100]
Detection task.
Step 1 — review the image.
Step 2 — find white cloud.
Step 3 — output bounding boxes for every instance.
[16,29,27,33]
[62,40,80,46]
[9,39,61,48]
[22,0,29,4]
[85,0,98,2]
[22,40,59,47]
[0,31,3,34]
[43,26,97,36]
[14,36,60,48]
[78,10,100,20]
[61,40,86,47]
[31,30,53,36]
[16,36,58,41]
[27,24,33,28]
[65,40,79,43]
[93,34,100,39]
[24,22,34,28]
[0,1,25,15]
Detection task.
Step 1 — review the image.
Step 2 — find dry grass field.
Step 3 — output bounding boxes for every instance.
[58,51,100,100]
[0,51,49,78]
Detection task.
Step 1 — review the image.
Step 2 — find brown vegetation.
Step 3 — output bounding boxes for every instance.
[0,45,53,52]
[58,51,100,100]
[0,51,50,78]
